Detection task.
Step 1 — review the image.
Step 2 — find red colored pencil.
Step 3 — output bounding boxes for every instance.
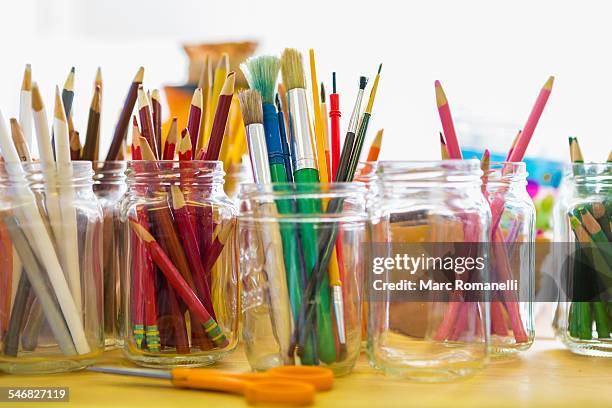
[187,88,203,158]
[203,219,235,274]
[151,89,163,157]
[178,129,193,162]
[162,117,178,160]
[204,72,235,160]
[131,116,142,160]
[105,67,144,161]
[136,207,160,352]
[434,80,462,159]
[130,220,228,348]
[329,73,341,179]
[171,186,215,318]
[137,86,159,159]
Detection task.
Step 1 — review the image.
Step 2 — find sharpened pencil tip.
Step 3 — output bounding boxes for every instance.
[21,64,32,91]
[54,86,66,121]
[544,75,554,91]
[435,81,448,107]
[134,66,145,83]
[377,64,382,74]
[31,82,43,111]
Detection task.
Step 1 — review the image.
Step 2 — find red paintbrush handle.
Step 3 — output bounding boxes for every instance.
[329,93,341,180]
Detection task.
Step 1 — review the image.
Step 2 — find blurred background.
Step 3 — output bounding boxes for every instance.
[0,0,610,163]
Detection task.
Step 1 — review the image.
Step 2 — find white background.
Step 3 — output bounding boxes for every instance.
[0,0,610,162]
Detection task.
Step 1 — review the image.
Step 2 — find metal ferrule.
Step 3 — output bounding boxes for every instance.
[347,89,365,134]
[332,286,346,344]
[245,124,272,184]
[287,88,317,171]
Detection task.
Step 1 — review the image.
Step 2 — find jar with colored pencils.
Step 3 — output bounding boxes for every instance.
[483,162,536,355]
[367,160,491,381]
[0,162,104,374]
[118,160,239,367]
[92,161,127,350]
[238,183,369,376]
[554,162,612,356]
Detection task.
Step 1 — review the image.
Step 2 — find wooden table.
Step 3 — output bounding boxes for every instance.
[0,338,610,407]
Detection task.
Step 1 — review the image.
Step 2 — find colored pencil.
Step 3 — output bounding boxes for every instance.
[53,87,82,313]
[178,129,193,162]
[434,80,461,159]
[70,130,81,161]
[82,85,101,161]
[10,119,32,162]
[130,220,227,347]
[508,76,554,162]
[204,72,235,160]
[137,86,159,159]
[105,67,144,161]
[131,117,142,160]
[366,128,384,162]
[199,55,214,153]
[151,89,163,157]
[187,88,203,158]
[19,64,33,150]
[208,53,229,139]
[162,117,178,160]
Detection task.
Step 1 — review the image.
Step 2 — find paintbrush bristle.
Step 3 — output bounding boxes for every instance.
[280,48,306,90]
[359,76,368,90]
[237,89,263,126]
[241,55,280,105]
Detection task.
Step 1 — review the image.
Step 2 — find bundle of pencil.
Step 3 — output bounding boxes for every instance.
[238,48,384,366]
[566,137,612,341]
[433,77,554,345]
[0,67,96,358]
[125,68,238,354]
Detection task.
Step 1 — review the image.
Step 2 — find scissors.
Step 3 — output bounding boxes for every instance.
[88,365,333,405]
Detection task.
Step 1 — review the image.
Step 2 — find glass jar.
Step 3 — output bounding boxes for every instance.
[554,162,612,356]
[485,162,535,355]
[92,161,127,350]
[0,161,103,374]
[224,161,251,203]
[118,160,239,367]
[238,183,368,376]
[367,160,491,381]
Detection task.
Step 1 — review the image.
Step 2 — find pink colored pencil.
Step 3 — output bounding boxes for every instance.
[435,80,462,159]
[507,76,554,163]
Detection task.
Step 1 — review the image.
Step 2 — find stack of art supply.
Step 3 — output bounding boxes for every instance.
[119,68,239,367]
[555,139,612,356]
[0,66,104,374]
[236,48,383,375]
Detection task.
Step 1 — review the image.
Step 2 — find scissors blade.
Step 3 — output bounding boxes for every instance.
[88,366,172,380]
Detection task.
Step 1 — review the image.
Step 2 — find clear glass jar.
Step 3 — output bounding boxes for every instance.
[119,160,239,367]
[92,161,127,350]
[238,183,368,376]
[367,160,491,381]
[485,162,536,355]
[554,163,612,357]
[0,162,103,374]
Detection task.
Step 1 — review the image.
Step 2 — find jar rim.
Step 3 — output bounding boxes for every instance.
[239,182,368,200]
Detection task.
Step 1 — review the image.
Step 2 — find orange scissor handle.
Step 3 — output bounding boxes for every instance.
[171,370,315,405]
[268,366,334,391]
[244,380,315,406]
